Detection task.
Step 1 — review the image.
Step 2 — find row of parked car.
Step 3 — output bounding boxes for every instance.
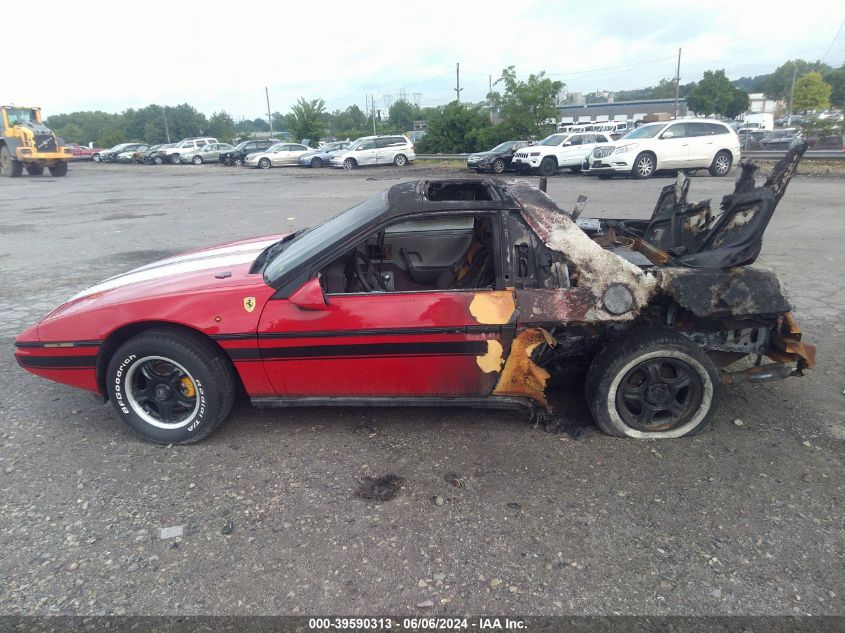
[467,118,742,179]
[88,134,418,170]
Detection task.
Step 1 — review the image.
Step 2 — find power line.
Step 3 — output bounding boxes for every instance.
[822,17,845,59]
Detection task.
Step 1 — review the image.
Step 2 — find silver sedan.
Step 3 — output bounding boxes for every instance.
[245,143,313,169]
[181,143,234,165]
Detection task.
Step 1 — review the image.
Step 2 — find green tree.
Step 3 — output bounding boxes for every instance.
[164,104,208,140]
[208,111,235,142]
[387,100,421,132]
[687,70,749,117]
[284,98,326,143]
[822,65,845,108]
[487,67,563,139]
[415,102,491,153]
[53,122,84,144]
[792,72,832,111]
[755,59,832,100]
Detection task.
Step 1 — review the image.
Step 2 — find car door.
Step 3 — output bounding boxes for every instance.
[557,134,583,167]
[354,139,377,165]
[684,123,713,165]
[269,144,290,166]
[657,123,690,168]
[287,144,309,164]
[374,137,397,165]
[257,213,515,398]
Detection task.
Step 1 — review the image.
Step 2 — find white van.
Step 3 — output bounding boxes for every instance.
[330,135,415,169]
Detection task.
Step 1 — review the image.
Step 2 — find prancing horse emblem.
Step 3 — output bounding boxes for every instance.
[243,297,256,313]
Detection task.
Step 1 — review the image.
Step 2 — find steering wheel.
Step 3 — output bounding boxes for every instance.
[353,251,386,292]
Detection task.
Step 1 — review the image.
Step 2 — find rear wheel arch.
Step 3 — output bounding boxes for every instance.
[96,321,244,400]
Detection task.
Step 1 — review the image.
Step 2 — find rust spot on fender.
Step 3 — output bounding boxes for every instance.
[476,339,505,373]
[493,329,551,407]
[469,291,515,325]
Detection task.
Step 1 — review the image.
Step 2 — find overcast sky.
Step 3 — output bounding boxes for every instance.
[5,0,843,119]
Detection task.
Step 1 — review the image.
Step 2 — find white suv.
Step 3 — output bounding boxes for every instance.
[587,119,740,179]
[511,132,613,176]
[164,137,218,164]
[330,135,415,169]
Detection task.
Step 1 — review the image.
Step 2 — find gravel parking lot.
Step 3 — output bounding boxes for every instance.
[0,162,842,616]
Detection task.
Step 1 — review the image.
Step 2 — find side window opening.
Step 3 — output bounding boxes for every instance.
[318,215,498,295]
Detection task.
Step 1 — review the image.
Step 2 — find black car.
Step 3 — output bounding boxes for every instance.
[220,139,279,166]
[138,144,173,165]
[466,141,531,173]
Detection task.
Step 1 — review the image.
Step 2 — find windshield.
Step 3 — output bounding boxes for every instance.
[264,192,388,283]
[322,142,343,152]
[266,143,284,152]
[489,142,517,152]
[345,139,365,151]
[538,134,568,146]
[621,124,665,140]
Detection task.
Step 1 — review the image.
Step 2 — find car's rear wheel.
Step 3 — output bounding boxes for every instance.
[106,329,237,444]
[632,152,655,179]
[585,328,719,439]
[537,157,557,177]
[393,153,408,167]
[258,157,271,170]
[170,154,180,165]
[491,158,506,174]
[92,153,101,163]
[311,157,323,168]
[343,158,357,170]
[192,155,203,165]
[153,156,164,165]
[709,150,732,177]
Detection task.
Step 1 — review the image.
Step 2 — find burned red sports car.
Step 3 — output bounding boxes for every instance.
[15,147,815,444]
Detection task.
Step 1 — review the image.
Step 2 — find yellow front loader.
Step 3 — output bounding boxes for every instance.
[1,105,73,177]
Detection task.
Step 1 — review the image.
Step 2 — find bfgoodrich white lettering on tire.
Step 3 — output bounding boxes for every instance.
[113,354,137,416]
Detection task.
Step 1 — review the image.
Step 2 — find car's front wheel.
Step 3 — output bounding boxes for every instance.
[170,154,180,165]
[192,155,203,165]
[233,157,244,166]
[585,328,719,439]
[343,158,357,170]
[258,158,271,170]
[106,329,237,444]
[632,152,656,179]
[491,158,506,174]
[92,153,101,163]
[709,150,732,177]
[537,157,557,177]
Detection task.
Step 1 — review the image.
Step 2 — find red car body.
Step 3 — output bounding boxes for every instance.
[65,144,104,160]
[15,167,815,443]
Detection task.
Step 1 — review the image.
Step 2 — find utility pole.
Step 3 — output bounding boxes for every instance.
[788,62,798,115]
[368,93,376,135]
[455,63,463,104]
[488,74,494,122]
[265,87,273,136]
[162,106,170,143]
[673,48,682,118]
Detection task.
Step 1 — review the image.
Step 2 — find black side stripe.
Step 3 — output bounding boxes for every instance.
[18,355,97,368]
[227,341,487,361]
[14,340,102,349]
[214,326,503,342]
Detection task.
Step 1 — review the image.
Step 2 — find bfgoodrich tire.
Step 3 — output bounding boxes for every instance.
[585,328,720,439]
[106,329,237,444]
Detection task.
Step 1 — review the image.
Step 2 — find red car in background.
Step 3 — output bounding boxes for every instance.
[65,143,104,160]
[15,163,814,445]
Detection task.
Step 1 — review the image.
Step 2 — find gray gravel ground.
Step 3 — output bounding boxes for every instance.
[0,161,842,616]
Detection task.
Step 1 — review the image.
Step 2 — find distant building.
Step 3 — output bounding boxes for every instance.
[747,93,781,115]
[556,98,688,124]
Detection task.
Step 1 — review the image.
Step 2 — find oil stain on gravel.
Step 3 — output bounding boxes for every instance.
[355,474,404,501]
